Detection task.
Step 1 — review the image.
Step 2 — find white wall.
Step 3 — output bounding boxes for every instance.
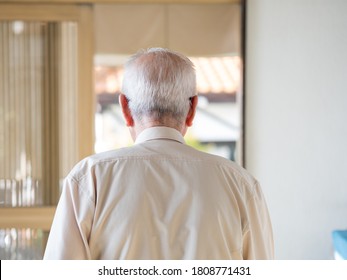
[246,0,347,259]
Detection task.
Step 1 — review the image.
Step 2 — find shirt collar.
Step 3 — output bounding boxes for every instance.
[135,127,185,145]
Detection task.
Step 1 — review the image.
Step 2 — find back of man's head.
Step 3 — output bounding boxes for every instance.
[122,48,196,126]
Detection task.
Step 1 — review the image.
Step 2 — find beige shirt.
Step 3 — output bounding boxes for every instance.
[44,127,274,260]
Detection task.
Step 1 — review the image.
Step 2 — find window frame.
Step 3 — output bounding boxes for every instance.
[0,3,93,228]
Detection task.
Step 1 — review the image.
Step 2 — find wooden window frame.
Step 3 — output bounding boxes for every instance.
[0,3,93,229]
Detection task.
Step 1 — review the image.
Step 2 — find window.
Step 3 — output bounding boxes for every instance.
[93,3,244,164]
[94,55,242,161]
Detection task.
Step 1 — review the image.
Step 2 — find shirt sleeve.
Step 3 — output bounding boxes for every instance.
[43,175,95,260]
[242,182,275,259]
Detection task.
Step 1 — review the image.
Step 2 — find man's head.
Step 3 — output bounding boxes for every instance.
[120,48,198,138]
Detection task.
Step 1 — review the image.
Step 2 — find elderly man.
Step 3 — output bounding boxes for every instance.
[44,48,274,259]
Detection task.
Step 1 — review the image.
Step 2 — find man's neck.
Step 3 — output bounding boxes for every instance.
[131,119,186,141]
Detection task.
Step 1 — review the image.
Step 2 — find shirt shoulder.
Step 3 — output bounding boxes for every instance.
[183,145,258,186]
[66,147,134,182]
[67,142,259,197]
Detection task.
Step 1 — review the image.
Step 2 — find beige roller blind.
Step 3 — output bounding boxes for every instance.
[95,4,166,55]
[95,3,241,56]
[168,4,240,56]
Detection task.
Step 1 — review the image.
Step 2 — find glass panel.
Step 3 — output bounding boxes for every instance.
[185,56,242,161]
[0,228,47,260]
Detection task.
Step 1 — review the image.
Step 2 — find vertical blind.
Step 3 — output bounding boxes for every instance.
[0,20,78,259]
[0,21,45,207]
[0,21,78,207]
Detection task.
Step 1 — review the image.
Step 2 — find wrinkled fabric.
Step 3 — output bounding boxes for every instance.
[44,127,274,260]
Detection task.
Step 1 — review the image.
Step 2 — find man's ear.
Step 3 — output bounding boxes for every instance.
[119,94,134,127]
[186,95,198,127]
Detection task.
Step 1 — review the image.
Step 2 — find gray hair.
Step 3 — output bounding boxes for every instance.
[121,48,197,124]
